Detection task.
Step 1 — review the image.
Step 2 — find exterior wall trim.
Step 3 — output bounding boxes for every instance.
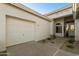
[6,15,36,23]
[45,5,72,16]
[6,3,51,22]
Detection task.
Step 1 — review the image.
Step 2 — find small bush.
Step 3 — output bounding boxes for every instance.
[68,39,75,44]
[52,35,56,39]
[51,41,55,43]
[47,37,51,40]
[41,40,46,43]
[66,45,74,49]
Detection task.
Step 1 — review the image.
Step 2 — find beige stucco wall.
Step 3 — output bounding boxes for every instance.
[0,3,50,51]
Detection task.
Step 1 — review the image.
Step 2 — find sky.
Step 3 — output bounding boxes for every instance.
[23,3,71,14]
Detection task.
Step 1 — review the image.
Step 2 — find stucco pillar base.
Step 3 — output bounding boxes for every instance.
[0,12,6,52]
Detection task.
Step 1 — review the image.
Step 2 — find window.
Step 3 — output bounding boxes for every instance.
[56,23,62,33]
[56,26,62,33]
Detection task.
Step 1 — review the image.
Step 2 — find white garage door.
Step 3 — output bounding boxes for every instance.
[6,16,35,46]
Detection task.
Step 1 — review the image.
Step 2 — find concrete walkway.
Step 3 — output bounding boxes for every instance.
[7,38,79,56]
[55,49,78,56]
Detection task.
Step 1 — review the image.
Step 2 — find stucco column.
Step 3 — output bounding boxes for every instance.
[62,18,64,37]
[50,20,55,36]
[50,20,53,35]
[75,19,79,41]
[0,12,6,52]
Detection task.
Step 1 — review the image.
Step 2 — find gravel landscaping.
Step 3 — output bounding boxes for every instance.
[61,38,79,55]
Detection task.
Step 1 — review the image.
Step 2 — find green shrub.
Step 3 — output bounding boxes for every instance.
[47,37,51,40]
[52,35,56,39]
[51,41,55,43]
[41,40,46,43]
[66,45,74,49]
[68,39,75,44]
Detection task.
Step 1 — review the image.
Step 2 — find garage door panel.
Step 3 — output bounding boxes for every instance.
[6,17,35,46]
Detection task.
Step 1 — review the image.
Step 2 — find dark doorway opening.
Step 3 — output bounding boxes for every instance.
[64,21,75,38]
[64,15,75,38]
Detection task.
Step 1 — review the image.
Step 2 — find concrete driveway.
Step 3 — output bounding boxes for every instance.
[7,38,78,56]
